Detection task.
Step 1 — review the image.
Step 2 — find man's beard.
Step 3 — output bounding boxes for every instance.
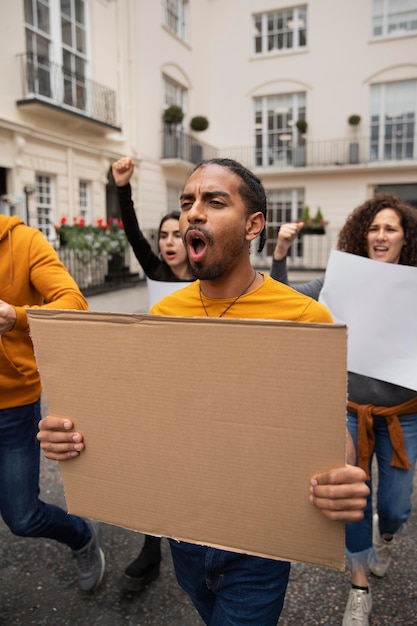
[189,239,246,281]
[189,261,225,281]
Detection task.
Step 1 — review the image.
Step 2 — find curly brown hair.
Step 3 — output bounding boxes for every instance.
[337,193,417,266]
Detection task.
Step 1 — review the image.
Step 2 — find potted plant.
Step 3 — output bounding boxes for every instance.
[348,114,361,126]
[190,115,209,132]
[162,105,184,158]
[348,114,361,164]
[295,119,308,134]
[299,206,328,235]
[163,104,184,126]
[189,115,209,163]
[294,119,307,166]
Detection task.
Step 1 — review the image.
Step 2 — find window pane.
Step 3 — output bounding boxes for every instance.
[76,24,86,53]
[75,0,85,23]
[24,0,34,25]
[255,6,308,54]
[37,0,50,33]
[62,16,72,46]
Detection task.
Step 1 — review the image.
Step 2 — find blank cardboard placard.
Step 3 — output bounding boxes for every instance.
[28,310,347,570]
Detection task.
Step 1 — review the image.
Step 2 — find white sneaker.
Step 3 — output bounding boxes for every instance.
[342,588,372,626]
[369,513,393,577]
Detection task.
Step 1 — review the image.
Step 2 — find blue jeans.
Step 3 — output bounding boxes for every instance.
[0,399,90,551]
[169,540,290,625]
[346,410,417,566]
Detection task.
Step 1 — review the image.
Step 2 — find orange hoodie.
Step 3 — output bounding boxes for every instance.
[0,215,88,409]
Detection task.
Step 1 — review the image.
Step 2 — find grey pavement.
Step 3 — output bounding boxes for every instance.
[1,282,416,625]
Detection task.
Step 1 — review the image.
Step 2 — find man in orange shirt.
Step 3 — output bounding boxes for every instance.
[38,159,368,624]
[0,215,104,592]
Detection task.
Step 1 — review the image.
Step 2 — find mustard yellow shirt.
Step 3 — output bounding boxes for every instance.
[151,274,333,323]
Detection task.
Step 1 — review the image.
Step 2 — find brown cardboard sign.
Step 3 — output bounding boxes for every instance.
[28,310,347,570]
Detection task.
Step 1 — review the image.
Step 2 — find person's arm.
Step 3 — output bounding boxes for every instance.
[38,416,369,522]
[270,223,324,301]
[5,230,88,335]
[112,158,164,278]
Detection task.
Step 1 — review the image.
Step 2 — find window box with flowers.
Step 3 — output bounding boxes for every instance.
[55,217,128,261]
[299,206,328,235]
[55,217,129,287]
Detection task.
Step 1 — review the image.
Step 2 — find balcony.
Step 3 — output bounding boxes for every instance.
[16,53,120,132]
[161,126,218,171]
[162,128,416,171]
[222,136,417,171]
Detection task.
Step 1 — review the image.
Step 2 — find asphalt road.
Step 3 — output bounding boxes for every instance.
[1,285,416,625]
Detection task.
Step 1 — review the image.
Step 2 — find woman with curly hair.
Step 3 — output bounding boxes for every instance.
[271,193,417,626]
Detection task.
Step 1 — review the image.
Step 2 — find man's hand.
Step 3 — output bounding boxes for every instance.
[37,416,85,461]
[0,299,17,334]
[310,465,369,522]
[112,156,134,187]
[273,222,304,260]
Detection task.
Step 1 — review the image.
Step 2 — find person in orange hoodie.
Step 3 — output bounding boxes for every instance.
[0,215,105,592]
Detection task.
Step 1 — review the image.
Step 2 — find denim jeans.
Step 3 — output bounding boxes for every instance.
[168,540,290,625]
[345,410,417,566]
[0,399,90,551]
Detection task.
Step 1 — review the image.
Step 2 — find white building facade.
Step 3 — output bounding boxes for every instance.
[1,0,416,276]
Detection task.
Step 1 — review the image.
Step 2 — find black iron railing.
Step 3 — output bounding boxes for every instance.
[162,126,217,163]
[17,53,119,128]
[162,129,416,170]
[56,248,140,296]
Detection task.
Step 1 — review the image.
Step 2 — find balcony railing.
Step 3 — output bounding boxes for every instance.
[221,137,417,169]
[162,127,218,163]
[17,53,119,129]
[162,129,416,170]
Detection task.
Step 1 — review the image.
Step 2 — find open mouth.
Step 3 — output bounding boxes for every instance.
[186,229,208,262]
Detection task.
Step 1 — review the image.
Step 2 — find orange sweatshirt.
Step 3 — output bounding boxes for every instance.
[0,215,88,409]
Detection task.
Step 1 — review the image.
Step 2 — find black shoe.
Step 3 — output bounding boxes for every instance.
[120,537,161,593]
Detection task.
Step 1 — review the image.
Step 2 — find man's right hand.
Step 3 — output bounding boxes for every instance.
[37,416,85,461]
[273,222,304,260]
[112,156,134,187]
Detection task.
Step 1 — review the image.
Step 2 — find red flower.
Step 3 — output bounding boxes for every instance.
[97,218,104,228]
[78,218,85,227]
[60,217,67,225]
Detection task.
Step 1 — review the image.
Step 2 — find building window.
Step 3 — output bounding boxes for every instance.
[372,0,417,37]
[264,189,304,259]
[79,180,90,222]
[374,183,417,208]
[24,0,89,111]
[254,93,306,167]
[61,0,88,111]
[24,0,52,97]
[163,0,188,41]
[163,74,186,111]
[35,173,55,240]
[254,7,307,54]
[370,80,416,161]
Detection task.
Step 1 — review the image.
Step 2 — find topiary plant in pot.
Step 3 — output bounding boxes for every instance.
[294,119,307,166]
[190,116,209,132]
[347,114,361,164]
[163,104,184,126]
[189,116,209,163]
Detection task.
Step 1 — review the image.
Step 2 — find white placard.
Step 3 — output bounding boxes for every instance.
[319,250,417,390]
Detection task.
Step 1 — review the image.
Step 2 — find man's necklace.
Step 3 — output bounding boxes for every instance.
[199,270,258,318]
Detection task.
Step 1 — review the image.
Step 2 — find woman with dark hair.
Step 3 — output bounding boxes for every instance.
[271,194,417,626]
[112,157,194,593]
[113,157,193,282]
